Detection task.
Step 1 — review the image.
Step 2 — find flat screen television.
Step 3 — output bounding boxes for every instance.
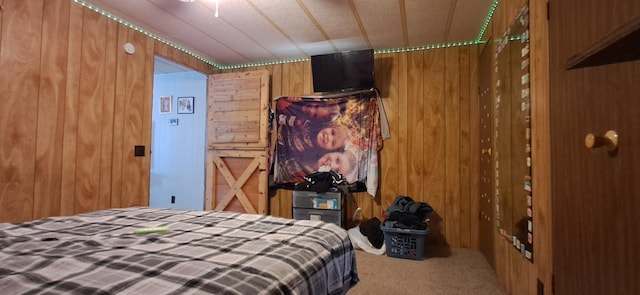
[311,49,375,93]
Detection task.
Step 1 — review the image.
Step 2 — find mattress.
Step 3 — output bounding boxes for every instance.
[0,207,359,294]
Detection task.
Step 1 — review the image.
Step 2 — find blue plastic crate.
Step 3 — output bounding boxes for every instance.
[381,225,428,260]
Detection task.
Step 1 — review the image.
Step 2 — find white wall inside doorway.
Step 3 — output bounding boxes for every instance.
[150,59,207,210]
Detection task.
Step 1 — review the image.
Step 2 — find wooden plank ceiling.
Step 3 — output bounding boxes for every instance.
[77,0,495,68]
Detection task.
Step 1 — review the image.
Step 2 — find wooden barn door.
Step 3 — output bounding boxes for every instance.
[205,70,270,214]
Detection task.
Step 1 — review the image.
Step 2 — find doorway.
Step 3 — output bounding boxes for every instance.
[150,56,208,210]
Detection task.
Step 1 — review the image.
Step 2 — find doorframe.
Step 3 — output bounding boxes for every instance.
[150,55,209,210]
[477,38,496,268]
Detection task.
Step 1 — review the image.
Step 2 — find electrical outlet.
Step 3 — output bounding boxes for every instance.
[134,145,145,157]
[171,195,176,204]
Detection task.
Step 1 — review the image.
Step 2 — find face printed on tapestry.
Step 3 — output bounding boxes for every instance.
[317,151,355,176]
[294,133,315,152]
[316,125,349,150]
[302,102,340,119]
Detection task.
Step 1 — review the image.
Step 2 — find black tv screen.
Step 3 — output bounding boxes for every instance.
[311,49,375,93]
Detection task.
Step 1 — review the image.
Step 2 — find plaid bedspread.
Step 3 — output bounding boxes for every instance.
[0,207,359,294]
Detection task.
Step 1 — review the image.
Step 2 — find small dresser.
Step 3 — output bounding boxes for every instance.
[292,190,345,227]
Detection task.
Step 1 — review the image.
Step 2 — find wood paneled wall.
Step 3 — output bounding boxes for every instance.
[230,45,481,250]
[225,1,554,293]
[0,0,212,222]
[488,0,553,294]
[489,1,535,293]
[1,1,553,294]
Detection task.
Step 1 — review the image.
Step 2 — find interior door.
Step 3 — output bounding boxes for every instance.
[549,1,640,293]
[478,41,495,268]
[205,70,270,214]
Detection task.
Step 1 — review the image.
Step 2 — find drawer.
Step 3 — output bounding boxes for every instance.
[293,208,343,226]
[292,191,342,210]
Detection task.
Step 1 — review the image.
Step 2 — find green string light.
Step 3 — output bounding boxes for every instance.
[476,0,500,42]
[73,0,223,68]
[74,0,498,70]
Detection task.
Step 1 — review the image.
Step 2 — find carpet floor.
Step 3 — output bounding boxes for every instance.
[347,246,506,295]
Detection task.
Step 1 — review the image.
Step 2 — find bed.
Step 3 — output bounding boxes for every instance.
[0,207,359,294]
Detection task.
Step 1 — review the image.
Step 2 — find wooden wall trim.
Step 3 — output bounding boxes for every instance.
[154,41,216,74]
[530,0,552,293]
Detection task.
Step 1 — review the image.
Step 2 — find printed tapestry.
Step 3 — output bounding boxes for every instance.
[273,90,382,197]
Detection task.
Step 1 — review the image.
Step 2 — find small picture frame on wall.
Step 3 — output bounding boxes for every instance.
[177,96,194,114]
[160,96,172,114]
